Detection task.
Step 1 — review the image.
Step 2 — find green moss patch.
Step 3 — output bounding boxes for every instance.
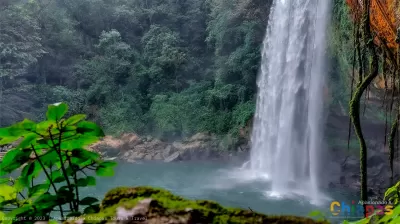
[63,186,330,224]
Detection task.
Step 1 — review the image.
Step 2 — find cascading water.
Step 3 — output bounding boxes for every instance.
[248,0,331,202]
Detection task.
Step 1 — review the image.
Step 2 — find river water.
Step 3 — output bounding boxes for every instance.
[81,161,357,223]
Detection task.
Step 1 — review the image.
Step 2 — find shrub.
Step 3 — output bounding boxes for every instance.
[0,102,117,223]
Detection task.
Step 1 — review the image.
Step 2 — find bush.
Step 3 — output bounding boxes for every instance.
[0,102,117,223]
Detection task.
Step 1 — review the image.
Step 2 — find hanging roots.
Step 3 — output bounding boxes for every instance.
[349,0,379,202]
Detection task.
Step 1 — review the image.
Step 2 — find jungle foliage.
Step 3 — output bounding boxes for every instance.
[0,0,271,138]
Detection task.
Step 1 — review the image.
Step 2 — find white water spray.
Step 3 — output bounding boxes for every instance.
[248,0,331,202]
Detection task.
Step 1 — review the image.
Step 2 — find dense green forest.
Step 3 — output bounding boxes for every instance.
[0,0,352,139]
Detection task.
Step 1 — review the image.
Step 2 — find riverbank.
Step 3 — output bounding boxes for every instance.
[89,132,250,163]
[88,112,398,200]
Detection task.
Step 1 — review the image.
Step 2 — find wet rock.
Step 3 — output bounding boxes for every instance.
[153,153,163,160]
[165,151,180,162]
[144,154,153,160]
[163,145,172,158]
[127,158,135,163]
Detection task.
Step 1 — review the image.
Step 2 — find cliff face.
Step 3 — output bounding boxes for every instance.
[346,0,399,51]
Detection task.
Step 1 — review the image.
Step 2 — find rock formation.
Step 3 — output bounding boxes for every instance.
[63,186,328,224]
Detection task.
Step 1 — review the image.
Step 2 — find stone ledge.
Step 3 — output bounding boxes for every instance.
[64,186,329,224]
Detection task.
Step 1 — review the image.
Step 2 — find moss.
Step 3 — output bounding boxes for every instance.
[63,186,330,224]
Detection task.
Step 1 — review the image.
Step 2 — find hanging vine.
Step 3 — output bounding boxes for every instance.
[349,0,379,201]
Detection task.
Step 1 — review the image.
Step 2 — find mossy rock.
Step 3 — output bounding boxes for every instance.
[64,186,330,224]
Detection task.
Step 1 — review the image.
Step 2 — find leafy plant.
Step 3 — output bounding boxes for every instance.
[343,182,400,224]
[0,102,117,223]
[384,181,400,207]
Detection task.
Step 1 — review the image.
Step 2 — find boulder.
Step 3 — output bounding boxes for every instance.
[153,153,163,160]
[63,186,329,224]
[164,151,180,162]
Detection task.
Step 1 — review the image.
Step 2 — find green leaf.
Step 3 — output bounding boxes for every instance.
[0,136,20,145]
[57,186,75,204]
[29,183,49,197]
[76,121,104,137]
[76,176,96,187]
[65,114,87,126]
[71,148,100,161]
[36,120,58,135]
[0,185,17,200]
[80,197,98,205]
[0,211,5,221]
[83,204,100,214]
[17,133,38,149]
[0,178,9,184]
[15,119,36,131]
[14,176,29,192]
[50,170,65,183]
[85,176,96,186]
[21,160,41,180]
[40,150,59,167]
[0,148,31,173]
[47,103,68,121]
[61,136,100,150]
[96,161,117,177]
[34,193,58,211]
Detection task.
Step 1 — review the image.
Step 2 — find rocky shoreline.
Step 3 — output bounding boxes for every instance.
[89,132,250,163]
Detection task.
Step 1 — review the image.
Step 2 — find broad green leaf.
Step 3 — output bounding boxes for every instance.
[60,136,99,150]
[99,161,117,168]
[76,121,104,137]
[0,136,20,145]
[65,114,87,126]
[34,193,58,211]
[0,148,31,173]
[86,176,96,186]
[40,150,59,167]
[50,170,65,183]
[49,220,58,224]
[15,119,36,131]
[0,178,9,184]
[96,161,117,177]
[35,120,58,136]
[76,178,88,187]
[47,103,68,121]
[80,197,98,205]
[0,211,5,221]
[17,133,38,149]
[83,204,100,214]
[0,185,17,200]
[14,176,29,192]
[71,148,100,161]
[21,160,41,178]
[28,183,49,197]
[76,176,96,187]
[57,186,75,203]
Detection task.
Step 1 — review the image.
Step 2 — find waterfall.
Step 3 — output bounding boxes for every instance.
[248,0,331,202]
